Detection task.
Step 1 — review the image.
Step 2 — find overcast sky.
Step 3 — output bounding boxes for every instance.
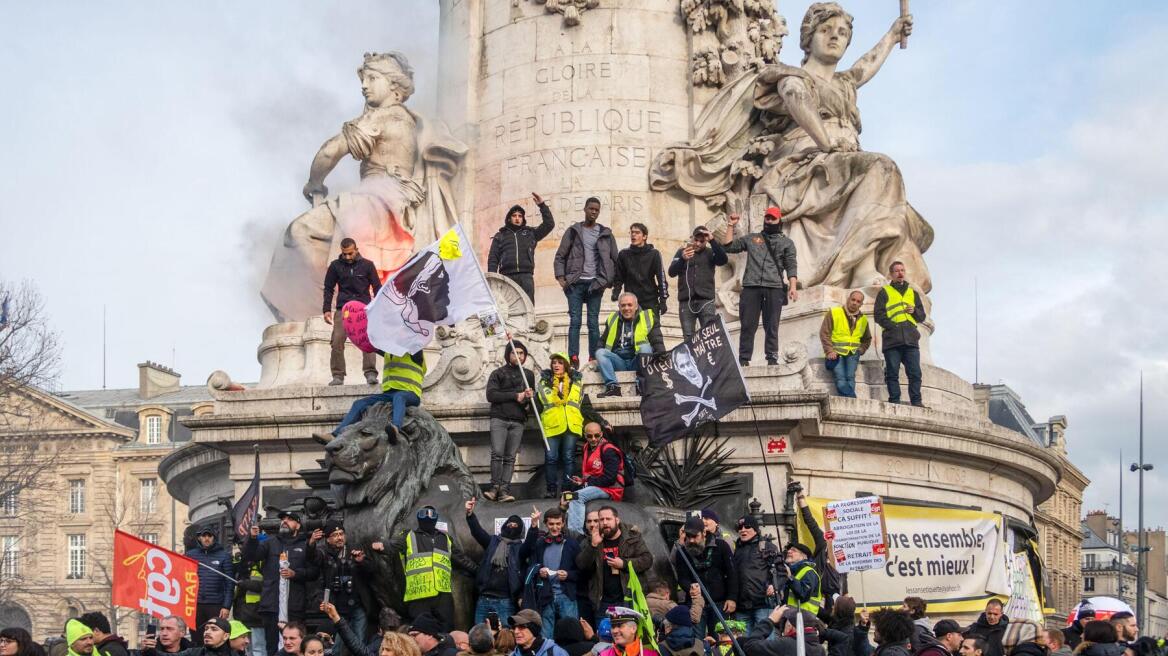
[2,2,1166,528]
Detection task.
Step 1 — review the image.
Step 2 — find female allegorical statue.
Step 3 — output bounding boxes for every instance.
[652,3,932,293]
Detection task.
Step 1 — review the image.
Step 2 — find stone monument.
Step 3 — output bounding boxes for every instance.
[163,1,1077,625]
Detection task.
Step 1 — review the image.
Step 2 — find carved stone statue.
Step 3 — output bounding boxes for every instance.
[652,3,933,293]
[261,52,467,322]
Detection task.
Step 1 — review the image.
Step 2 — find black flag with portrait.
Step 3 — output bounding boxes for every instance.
[639,316,750,446]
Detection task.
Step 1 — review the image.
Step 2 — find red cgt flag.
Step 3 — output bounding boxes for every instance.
[112,530,199,628]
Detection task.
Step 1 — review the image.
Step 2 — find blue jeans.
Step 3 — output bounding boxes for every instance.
[334,389,420,433]
[249,629,266,656]
[565,281,603,360]
[541,591,579,630]
[734,608,772,636]
[474,595,516,626]
[334,605,367,656]
[595,345,652,385]
[545,432,579,492]
[567,486,614,534]
[831,352,861,398]
[883,345,922,404]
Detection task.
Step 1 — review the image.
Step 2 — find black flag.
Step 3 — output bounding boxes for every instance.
[639,316,750,446]
[231,451,261,542]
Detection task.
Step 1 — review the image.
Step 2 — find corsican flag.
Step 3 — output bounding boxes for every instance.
[366,225,495,355]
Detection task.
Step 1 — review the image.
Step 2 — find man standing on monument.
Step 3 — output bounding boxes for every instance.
[323,238,382,386]
[723,210,798,367]
[610,223,668,343]
[484,340,536,502]
[669,226,728,340]
[554,197,618,369]
[488,193,555,302]
[819,291,871,398]
[874,262,926,406]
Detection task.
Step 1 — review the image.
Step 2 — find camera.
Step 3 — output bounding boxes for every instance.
[786,480,804,495]
[762,535,790,607]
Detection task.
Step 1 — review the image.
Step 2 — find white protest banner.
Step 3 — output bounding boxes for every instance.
[823,496,888,573]
[800,498,1006,613]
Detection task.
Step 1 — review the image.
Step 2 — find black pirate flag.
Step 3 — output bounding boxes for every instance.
[639,316,750,446]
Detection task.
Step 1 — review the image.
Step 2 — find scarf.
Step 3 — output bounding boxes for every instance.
[491,518,524,568]
[553,372,570,398]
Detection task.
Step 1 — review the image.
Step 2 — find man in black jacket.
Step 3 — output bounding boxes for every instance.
[730,515,779,634]
[553,197,618,368]
[322,238,382,386]
[673,516,737,636]
[241,513,319,656]
[465,498,526,625]
[78,612,129,656]
[188,527,235,644]
[487,193,555,301]
[669,226,728,340]
[308,522,372,656]
[611,223,668,329]
[873,261,927,407]
[963,600,1008,656]
[484,340,537,502]
[520,506,582,630]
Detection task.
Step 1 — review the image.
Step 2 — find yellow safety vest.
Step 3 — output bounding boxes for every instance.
[829,306,868,356]
[245,564,262,603]
[883,285,917,326]
[603,310,656,351]
[538,375,583,438]
[785,562,824,613]
[402,531,452,601]
[382,353,426,395]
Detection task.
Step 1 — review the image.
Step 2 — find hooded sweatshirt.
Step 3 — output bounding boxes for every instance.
[66,620,94,656]
[488,203,555,276]
[611,244,668,308]
[485,340,538,423]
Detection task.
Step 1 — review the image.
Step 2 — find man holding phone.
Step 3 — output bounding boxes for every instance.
[520,506,582,630]
[575,506,653,627]
[668,225,728,340]
[566,425,625,536]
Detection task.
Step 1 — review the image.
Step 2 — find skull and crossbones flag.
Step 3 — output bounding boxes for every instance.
[638,316,750,446]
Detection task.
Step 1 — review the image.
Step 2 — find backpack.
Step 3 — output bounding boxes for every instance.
[602,442,636,488]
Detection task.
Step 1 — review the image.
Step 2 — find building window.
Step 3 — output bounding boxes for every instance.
[67,534,86,579]
[141,533,159,545]
[1084,576,1095,592]
[68,479,86,514]
[139,478,157,515]
[1086,553,1097,568]
[0,489,15,517]
[1,536,18,578]
[145,415,163,444]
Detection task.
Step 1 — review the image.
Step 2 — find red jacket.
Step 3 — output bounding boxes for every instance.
[582,441,625,501]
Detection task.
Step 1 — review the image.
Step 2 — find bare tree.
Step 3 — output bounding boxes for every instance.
[89,476,169,631]
[0,280,63,608]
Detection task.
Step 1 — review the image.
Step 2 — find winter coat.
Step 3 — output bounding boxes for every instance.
[910,619,937,655]
[468,513,526,599]
[144,642,234,656]
[672,536,738,603]
[827,621,870,656]
[723,230,798,290]
[486,344,538,423]
[1073,644,1124,656]
[188,539,235,608]
[916,645,952,656]
[598,645,659,656]
[873,281,926,351]
[309,540,373,616]
[425,637,461,656]
[240,529,320,617]
[554,222,618,291]
[323,255,381,312]
[555,617,597,656]
[964,614,1010,656]
[232,560,264,626]
[96,635,130,656]
[1009,643,1048,656]
[488,203,555,276]
[519,526,582,602]
[1062,623,1086,649]
[669,241,728,303]
[645,592,704,626]
[513,639,570,656]
[575,524,654,606]
[611,244,668,308]
[874,642,912,656]
[799,505,842,601]
[660,627,705,656]
[741,619,798,656]
[732,535,780,610]
[332,615,375,656]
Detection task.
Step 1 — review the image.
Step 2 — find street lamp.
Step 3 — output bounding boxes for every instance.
[1130,372,1152,629]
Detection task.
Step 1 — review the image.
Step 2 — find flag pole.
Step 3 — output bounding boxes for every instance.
[456,223,550,450]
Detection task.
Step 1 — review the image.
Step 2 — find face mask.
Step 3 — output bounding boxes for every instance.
[763,222,782,234]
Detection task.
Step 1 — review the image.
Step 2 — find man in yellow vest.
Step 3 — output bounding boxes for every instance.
[819,290,872,398]
[385,505,477,632]
[595,293,661,398]
[874,262,926,406]
[781,543,823,616]
[324,351,426,439]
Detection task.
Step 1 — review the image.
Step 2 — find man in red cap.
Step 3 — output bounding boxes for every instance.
[724,209,798,366]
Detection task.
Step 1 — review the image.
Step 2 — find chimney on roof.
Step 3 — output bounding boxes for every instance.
[1047,415,1068,453]
[138,361,181,399]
